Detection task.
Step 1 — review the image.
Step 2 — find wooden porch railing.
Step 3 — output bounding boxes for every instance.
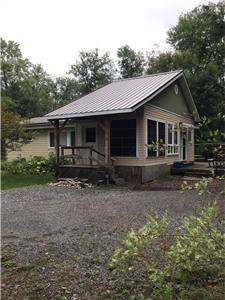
[59,146,115,167]
[195,143,225,170]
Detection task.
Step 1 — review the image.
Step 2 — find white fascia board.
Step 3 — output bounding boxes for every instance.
[46,108,133,120]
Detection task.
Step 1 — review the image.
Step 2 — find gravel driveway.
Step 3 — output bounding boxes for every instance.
[1,186,221,300]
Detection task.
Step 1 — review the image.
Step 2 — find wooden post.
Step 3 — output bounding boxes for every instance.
[54,120,60,176]
[72,147,75,165]
[104,119,110,166]
[61,147,64,166]
[89,147,93,166]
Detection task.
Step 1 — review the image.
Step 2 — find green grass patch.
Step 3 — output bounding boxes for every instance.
[1,173,56,190]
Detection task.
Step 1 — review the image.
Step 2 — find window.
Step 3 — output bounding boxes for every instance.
[147,119,165,157]
[49,131,75,147]
[49,132,55,148]
[60,132,67,146]
[167,123,179,155]
[85,128,96,143]
[110,119,136,156]
[70,131,76,146]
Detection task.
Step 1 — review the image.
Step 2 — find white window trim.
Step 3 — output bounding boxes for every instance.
[146,117,166,158]
[166,123,180,156]
[48,130,75,149]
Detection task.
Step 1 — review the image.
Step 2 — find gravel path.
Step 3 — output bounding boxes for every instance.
[1,186,222,300]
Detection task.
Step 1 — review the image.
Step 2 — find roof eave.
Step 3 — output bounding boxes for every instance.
[46,108,133,120]
[178,75,200,123]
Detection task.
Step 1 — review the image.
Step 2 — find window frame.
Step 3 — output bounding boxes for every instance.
[167,123,179,156]
[48,130,75,149]
[85,127,97,144]
[110,118,137,157]
[146,117,166,158]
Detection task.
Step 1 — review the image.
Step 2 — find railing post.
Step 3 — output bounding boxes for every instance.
[89,147,93,166]
[104,119,110,167]
[54,120,60,177]
[72,147,75,165]
[61,147,64,166]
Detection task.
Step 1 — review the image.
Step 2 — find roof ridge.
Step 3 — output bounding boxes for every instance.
[113,70,183,82]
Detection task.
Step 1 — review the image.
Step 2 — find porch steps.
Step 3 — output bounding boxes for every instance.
[194,155,206,162]
[171,167,213,177]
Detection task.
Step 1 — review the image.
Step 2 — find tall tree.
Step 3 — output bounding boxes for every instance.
[70,49,114,94]
[117,45,145,78]
[1,38,54,118]
[167,1,225,81]
[146,1,225,122]
[52,77,80,110]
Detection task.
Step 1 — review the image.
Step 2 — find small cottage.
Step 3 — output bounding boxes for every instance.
[8,70,200,182]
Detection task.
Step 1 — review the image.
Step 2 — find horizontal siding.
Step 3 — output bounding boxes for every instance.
[7,130,54,161]
[7,107,195,166]
[7,127,76,161]
[114,104,195,166]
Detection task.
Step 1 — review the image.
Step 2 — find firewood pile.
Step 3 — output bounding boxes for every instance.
[48,178,93,189]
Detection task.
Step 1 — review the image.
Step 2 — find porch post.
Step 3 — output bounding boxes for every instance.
[104,119,110,166]
[54,120,60,176]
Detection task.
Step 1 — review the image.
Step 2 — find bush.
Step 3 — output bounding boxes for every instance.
[1,155,56,175]
[110,203,225,299]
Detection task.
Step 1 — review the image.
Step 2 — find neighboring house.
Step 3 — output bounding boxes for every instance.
[8,70,200,182]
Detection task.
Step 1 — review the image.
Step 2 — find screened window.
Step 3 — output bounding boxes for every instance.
[110,119,136,157]
[147,120,165,157]
[85,128,96,143]
[167,124,179,155]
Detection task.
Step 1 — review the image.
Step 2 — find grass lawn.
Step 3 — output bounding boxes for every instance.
[1,173,56,190]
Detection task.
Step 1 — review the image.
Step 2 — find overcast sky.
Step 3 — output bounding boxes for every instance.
[1,0,219,77]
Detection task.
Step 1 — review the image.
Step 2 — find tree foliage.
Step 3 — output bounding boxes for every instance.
[117,45,145,78]
[1,100,32,159]
[1,38,54,118]
[52,77,80,110]
[110,203,225,299]
[147,1,225,126]
[69,49,114,94]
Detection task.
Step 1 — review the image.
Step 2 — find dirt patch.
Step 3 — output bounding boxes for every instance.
[133,175,184,191]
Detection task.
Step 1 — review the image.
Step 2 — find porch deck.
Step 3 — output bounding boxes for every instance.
[57,146,114,182]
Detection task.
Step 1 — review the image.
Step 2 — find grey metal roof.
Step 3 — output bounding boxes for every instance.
[45,70,197,120]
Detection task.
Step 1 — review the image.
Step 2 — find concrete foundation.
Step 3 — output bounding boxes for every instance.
[115,163,170,183]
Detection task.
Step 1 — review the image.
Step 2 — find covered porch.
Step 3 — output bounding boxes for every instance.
[47,110,140,182]
[50,117,115,181]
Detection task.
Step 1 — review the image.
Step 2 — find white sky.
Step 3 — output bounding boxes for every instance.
[1,0,219,77]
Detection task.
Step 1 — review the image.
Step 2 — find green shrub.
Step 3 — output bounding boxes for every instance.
[110,203,225,299]
[1,155,56,175]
